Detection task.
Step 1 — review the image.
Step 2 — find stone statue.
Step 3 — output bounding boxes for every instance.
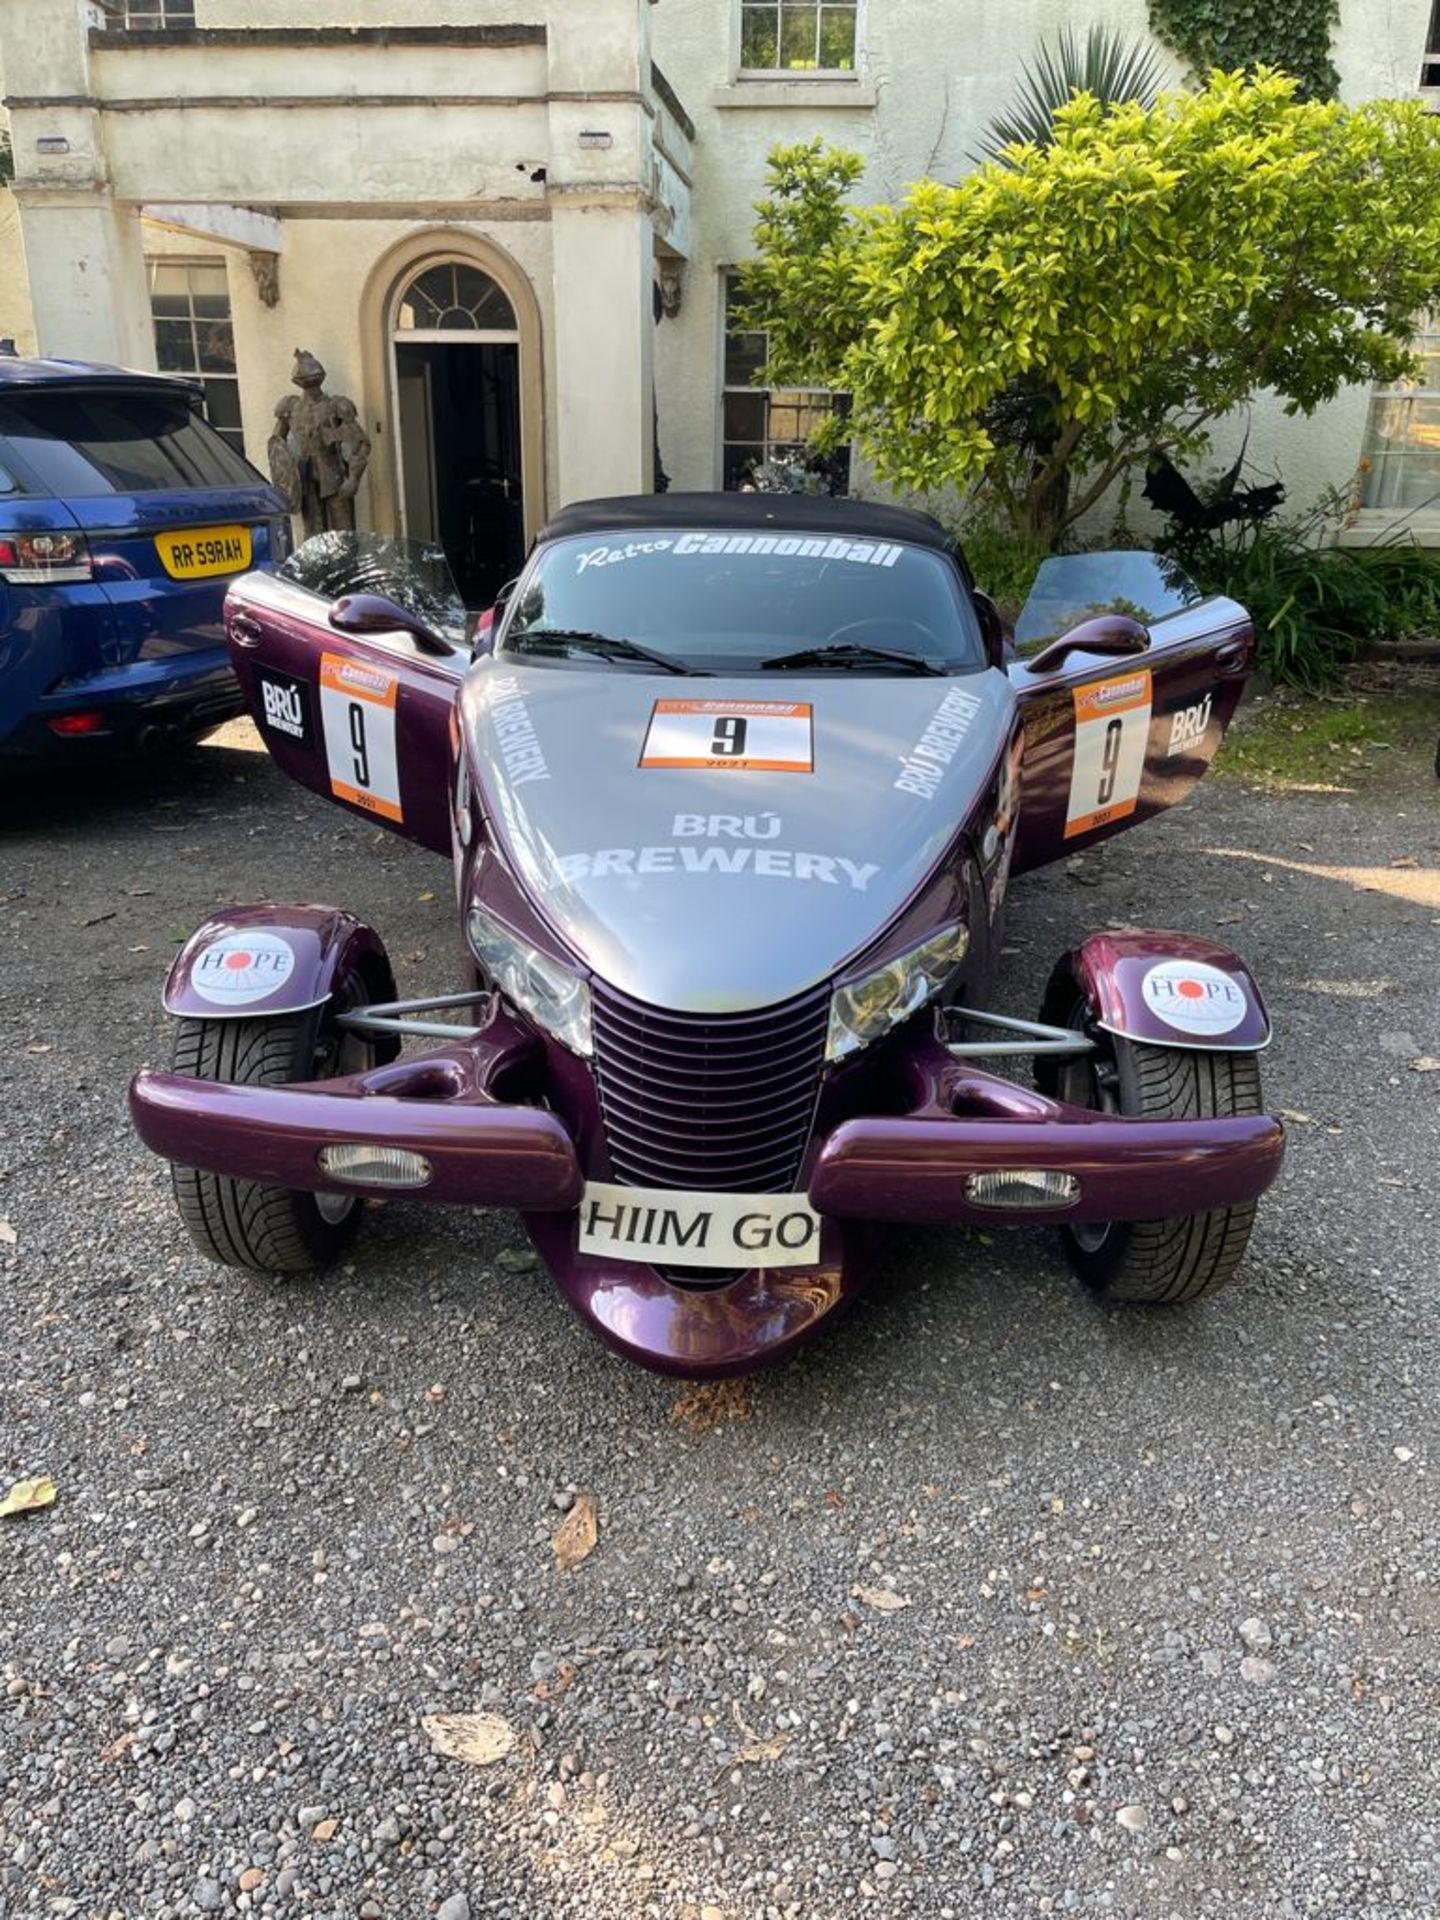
[267,348,371,537]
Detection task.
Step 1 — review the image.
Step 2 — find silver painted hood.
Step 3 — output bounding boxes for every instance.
[460,660,1014,1012]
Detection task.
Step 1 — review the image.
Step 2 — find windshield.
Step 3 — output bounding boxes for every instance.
[0,388,262,496]
[500,526,985,672]
[277,532,470,648]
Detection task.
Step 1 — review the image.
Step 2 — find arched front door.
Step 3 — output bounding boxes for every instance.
[390,259,526,607]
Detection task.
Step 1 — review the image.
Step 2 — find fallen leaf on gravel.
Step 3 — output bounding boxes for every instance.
[851,1585,909,1613]
[955,1634,977,1650]
[1409,1057,1440,1073]
[736,1729,791,1765]
[25,1045,50,1056]
[1278,1109,1314,1125]
[552,1491,598,1571]
[669,1378,751,1431]
[0,1219,16,1245]
[312,1818,338,1840]
[423,1711,516,1767]
[0,1475,54,1517]
[418,891,436,902]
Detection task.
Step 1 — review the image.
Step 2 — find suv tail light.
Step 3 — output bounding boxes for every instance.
[0,532,93,584]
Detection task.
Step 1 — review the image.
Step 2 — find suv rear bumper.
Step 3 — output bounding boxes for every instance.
[2,649,243,759]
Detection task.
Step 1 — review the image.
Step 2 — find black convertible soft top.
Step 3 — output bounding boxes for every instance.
[538,491,957,556]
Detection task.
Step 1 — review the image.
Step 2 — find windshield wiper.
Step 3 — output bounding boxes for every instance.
[509,628,703,676]
[761,642,945,676]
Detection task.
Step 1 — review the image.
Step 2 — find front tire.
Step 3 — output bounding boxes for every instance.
[171,973,375,1273]
[1048,992,1263,1304]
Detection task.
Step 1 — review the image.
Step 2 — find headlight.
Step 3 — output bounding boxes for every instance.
[827,921,969,1062]
[466,905,592,1057]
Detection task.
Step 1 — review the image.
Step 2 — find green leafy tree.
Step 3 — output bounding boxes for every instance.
[743,71,1440,546]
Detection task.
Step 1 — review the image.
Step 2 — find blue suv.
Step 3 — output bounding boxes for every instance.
[0,352,290,762]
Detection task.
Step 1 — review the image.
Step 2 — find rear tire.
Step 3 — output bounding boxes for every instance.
[171,969,375,1274]
[1048,991,1263,1304]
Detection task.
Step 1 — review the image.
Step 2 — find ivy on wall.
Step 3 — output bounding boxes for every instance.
[1148,0,1341,101]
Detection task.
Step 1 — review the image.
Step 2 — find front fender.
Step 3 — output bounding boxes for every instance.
[1045,929,1271,1052]
[162,904,394,1021]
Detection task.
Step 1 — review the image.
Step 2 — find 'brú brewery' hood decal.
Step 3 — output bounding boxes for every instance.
[460,661,1016,1013]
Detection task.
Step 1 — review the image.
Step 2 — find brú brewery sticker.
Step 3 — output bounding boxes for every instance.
[191,931,296,1008]
[1140,959,1247,1036]
[255,667,312,749]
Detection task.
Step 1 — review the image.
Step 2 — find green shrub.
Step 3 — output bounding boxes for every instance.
[1164,519,1401,691]
[1345,543,1440,642]
[955,522,1049,624]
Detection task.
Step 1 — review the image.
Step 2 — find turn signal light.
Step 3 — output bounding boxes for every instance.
[317,1144,433,1188]
[964,1169,1080,1210]
[0,532,93,583]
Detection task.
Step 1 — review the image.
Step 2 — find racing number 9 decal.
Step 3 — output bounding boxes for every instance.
[712,715,748,758]
[319,654,403,824]
[1065,670,1152,838]
[348,702,371,788]
[640,699,814,772]
[1095,715,1124,807]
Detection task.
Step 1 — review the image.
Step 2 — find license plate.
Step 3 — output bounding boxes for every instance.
[155,525,253,580]
[577,1182,822,1269]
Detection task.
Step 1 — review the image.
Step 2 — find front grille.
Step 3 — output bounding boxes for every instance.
[590,979,831,1194]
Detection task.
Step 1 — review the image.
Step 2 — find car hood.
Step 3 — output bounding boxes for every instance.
[459,659,1014,1012]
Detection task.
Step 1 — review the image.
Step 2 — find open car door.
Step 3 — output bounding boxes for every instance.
[223,533,470,857]
[1006,551,1252,877]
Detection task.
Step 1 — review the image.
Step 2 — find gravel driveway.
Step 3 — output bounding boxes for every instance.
[2,722,1436,1920]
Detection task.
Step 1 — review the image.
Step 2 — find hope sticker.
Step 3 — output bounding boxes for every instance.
[191,931,296,1008]
[1140,959,1247,1037]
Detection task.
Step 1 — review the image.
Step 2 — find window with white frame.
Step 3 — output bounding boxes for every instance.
[720,273,851,492]
[1358,317,1440,513]
[148,260,244,453]
[1423,0,1440,87]
[739,0,860,74]
[105,0,198,27]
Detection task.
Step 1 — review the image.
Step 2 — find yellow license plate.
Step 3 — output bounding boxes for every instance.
[155,525,253,580]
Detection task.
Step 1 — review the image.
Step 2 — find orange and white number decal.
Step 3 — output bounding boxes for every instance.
[319,654,403,824]
[1065,669,1152,839]
[640,699,814,773]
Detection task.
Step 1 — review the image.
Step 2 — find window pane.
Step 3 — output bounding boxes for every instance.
[723,443,763,490]
[400,262,516,333]
[740,3,779,68]
[149,262,190,297]
[725,328,768,388]
[1361,393,1440,508]
[196,321,236,373]
[723,392,767,442]
[153,318,195,373]
[818,4,857,69]
[769,389,838,441]
[780,1,820,69]
[201,379,242,430]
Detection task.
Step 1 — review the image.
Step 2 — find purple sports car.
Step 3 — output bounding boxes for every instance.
[129,496,1283,1374]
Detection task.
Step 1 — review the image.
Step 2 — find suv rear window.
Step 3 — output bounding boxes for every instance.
[0,388,260,496]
